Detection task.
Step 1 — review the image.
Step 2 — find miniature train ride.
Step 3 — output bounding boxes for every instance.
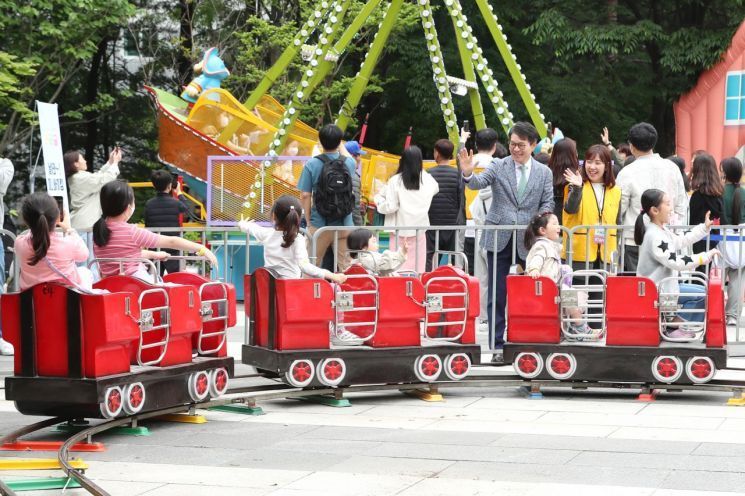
[2,260,237,419]
[2,253,733,421]
[243,262,728,388]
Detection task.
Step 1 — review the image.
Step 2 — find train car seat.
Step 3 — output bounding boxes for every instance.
[506,275,561,344]
[420,265,479,345]
[605,276,660,346]
[706,267,726,348]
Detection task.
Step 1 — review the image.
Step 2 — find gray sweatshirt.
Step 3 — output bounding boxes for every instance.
[636,223,712,294]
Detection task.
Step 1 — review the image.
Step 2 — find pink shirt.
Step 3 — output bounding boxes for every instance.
[93,220,160,277]
[16,231,89,291]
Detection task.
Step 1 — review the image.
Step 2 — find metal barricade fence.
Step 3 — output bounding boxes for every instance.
[312,223,745,349]
[7,222,745,351]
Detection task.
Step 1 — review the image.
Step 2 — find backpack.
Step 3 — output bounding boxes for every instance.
[313,154,354,221]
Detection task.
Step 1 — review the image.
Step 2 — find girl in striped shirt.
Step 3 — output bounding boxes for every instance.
[93,180,217,281]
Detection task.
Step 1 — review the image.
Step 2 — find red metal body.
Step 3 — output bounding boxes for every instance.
[506,275,561,344]
[245,268,334,350]
[94,276,202,366]
[371,275,424,348]
[605,276,660,347]
[163,272,237,357]
[706,268,726,348]
[421,265,479,345]
[2,284,139,378]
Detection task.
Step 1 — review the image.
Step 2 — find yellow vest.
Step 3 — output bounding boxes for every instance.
[562,182,621,262]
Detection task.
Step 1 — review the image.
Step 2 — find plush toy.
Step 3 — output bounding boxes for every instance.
[180,47,230,104]
[533,124,564,156]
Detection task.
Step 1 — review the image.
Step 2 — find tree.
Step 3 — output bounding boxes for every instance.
[518,0,745,153]
[0,0,135,157]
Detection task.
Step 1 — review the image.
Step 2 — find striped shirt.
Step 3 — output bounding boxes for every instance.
[93,220,160,277]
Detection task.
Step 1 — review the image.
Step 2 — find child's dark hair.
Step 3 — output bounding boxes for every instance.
[93,180,135,247]
[150,169,173,192]
[272,195,302,248]
[722,157,743,225]
[634,188,665,245]
[524,212,554,251]
[347,228,374,258]
[21,192,60,266]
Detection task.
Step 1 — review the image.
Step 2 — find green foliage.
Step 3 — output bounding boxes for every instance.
[1,0,745,209]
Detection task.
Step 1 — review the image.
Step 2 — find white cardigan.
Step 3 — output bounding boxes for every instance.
[68,162,120,230]
[374,172,439,237]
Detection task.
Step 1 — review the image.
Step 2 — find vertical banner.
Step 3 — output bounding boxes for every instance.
[36,101,68,211]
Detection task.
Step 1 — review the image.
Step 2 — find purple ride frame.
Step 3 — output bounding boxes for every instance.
[206,155,313,226]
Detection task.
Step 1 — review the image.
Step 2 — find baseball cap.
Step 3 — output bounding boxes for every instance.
[344,141,367,157]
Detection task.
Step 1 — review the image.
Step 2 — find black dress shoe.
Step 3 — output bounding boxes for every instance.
[490,351,504,364]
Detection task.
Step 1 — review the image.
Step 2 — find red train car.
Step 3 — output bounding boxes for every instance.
[3,273,236,419]
[242,265,481,387]
[505,268,727,384]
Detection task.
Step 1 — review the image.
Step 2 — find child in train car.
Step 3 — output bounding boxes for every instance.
[346,228,407,276]
[635,188,719,338]
[524,212,591,337]
[93,180,218,282]
[238,196,355,345]
[238,195,347,283]
[15,192,95,291]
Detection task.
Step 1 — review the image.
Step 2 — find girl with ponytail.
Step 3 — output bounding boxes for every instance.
[719,157,745,325]
[15,192,93,290]
[93,180,218,281]
[635,188,719,338]
[238,195,347,283]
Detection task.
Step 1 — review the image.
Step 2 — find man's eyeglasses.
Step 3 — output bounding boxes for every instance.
[509,141,528,151]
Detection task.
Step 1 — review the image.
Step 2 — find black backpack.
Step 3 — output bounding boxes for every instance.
[313,154,355,221]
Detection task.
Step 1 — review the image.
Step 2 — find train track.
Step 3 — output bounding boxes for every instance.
[5,367,745,496]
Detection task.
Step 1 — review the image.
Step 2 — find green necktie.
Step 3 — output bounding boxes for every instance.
[517,165,528,200]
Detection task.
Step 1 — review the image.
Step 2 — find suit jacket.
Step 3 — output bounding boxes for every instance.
[465,155,554,258]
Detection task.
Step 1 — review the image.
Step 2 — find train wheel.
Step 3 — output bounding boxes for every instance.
[414,354,442,382]
[686,356,716,384]
[100,386,124,419]
[188,371,211,402]
[285,359,315,388]
[513,352,543,379]
[317,358,346,387]
[651,355,683,383]
[209,368,230,397]
[444,353,471,381]
[122,383,146,415]
[546,353,577,380]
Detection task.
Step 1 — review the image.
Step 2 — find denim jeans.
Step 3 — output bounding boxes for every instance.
[677,283,706,322]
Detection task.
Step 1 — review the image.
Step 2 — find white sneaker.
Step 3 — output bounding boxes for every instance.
[727,316,738,327]
[330,327,364,346]
[0,338,13,356]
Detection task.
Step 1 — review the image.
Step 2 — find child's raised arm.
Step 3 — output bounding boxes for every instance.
[155,235,218,268]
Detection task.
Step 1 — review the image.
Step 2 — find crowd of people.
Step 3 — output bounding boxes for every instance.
[296,121,745,362]
[0,120,742,362]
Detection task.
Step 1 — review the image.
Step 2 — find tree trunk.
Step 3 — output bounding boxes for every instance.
[177,0,197,90]
[84,36,111,168]
[607,0,618,23]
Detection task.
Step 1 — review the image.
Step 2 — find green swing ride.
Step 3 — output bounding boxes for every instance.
[148,0,547,222]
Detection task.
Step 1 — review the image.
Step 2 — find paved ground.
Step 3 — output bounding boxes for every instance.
[3,318,745,495]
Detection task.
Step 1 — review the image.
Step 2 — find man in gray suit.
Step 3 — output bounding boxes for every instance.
[459,122,554,363]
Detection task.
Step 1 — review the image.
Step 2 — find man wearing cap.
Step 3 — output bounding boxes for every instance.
[344,140,366,226]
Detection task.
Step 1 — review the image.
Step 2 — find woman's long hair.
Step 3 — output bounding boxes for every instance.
[397,146,423,190]
[634,188,665,245]
[548,138,579,188]
[93,180,135,247]
[272,195,302,248]
[722,157,744,225]
[21,193,59,266]
[524,212,554,251]
[690,152,724,197]
[63,150,81,178]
